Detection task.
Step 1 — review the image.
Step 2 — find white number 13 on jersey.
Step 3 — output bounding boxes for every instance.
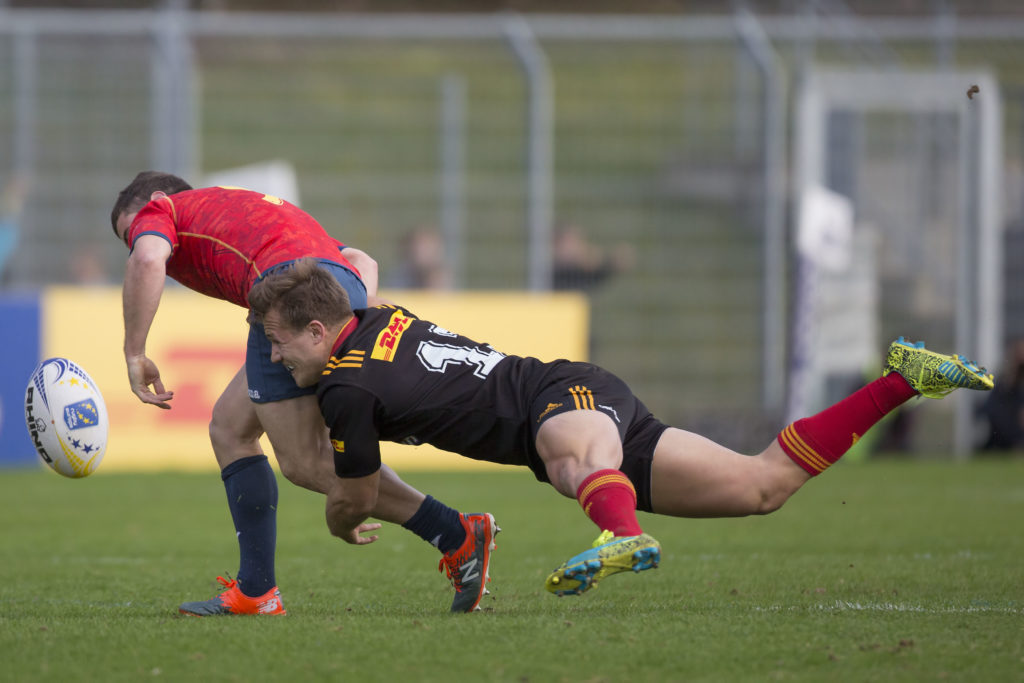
[415,341,505,379]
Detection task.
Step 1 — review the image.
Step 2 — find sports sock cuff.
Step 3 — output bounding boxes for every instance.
[220,454,270,481]
[401,495,465,553]
[576,469,637,511]
[778,422,832,475]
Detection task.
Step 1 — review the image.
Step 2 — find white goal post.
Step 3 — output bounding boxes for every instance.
[791,68,1003,458]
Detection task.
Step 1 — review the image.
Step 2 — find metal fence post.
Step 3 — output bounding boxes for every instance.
[735,7,788,412]
[150,2,195,178]
[504,13,554,291]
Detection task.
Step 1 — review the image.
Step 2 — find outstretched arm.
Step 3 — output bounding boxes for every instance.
[320,385,386,542]
[122,234,174,408]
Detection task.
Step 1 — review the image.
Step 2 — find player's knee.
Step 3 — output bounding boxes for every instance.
[747,453,803,515]
[273,442,330,494]
[277,459,323,493]
[272,449,309,486]
[754,491,787,515]
[208,413,238,452]
[541,456,581,499]
[752,478,801,515]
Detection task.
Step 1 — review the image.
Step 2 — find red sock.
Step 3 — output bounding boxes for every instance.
[778,372,918,475]
[576,470,644,537]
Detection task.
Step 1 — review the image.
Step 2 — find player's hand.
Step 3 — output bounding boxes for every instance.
[340,522,382,545]
[125,354,174,409]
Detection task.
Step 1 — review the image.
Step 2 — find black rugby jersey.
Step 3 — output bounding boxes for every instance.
[316,305,571,478]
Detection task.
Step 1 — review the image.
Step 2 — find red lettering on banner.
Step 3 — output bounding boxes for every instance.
[161,346,246,423]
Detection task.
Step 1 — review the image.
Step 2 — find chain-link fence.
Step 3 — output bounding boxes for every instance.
[2,7,1022,451]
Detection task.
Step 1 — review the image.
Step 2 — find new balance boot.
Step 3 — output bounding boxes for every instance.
[438,512,499,612]
[178,576,286,616]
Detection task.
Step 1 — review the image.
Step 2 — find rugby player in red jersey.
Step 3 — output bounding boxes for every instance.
[111,172,496,614]
[248,258,994,600]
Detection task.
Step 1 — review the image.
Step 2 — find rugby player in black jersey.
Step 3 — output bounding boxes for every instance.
[249,257,994,599]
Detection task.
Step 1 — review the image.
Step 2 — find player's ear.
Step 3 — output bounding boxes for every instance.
[307,320,327,342]
[149,191,169,201]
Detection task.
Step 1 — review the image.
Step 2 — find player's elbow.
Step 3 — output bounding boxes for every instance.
[126,250,162,272]
[324,479,378,537]
[341,247,378,278]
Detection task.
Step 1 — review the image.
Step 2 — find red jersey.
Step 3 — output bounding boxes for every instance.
[128,186,357,308]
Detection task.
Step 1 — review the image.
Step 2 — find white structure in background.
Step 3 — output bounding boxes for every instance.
[204,160,301,207]
[788,185,878,424]
[793,69,1003,458]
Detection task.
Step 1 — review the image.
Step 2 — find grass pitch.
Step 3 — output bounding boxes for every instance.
[1,459,1022,682]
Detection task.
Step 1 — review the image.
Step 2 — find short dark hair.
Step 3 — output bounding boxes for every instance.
[110,171,192,235]
[248,257,352,329]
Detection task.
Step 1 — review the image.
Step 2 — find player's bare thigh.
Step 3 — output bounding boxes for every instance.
[648,427,809,518]
[253,392,335,493]
[536,410,624,499]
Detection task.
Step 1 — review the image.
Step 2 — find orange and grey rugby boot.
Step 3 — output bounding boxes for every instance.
[178,576,286,616]
[883,336,994,398]
[546,530,661,597]
[438,512,500,612]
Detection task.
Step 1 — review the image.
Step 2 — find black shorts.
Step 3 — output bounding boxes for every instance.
[525,362,669,512]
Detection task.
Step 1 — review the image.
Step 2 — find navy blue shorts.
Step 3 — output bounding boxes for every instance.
[246,259,367,403]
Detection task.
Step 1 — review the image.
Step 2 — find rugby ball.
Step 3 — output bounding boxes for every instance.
[24,358,108,478]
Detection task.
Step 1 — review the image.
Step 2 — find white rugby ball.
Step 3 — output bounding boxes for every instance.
[24,357,108,478]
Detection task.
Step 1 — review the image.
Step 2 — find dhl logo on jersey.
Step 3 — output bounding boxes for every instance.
[331,439,345,453]
[371,310,413,362]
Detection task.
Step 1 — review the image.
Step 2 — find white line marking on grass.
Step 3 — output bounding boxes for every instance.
[756,601,1022,615]
[54,556,147,564]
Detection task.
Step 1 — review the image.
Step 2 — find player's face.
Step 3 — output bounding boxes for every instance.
[115,193,168,248]
[262,308,327,388]
[115,211,137,248]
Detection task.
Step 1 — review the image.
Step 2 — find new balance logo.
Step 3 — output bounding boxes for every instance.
[459,557,480,583]
[258,598,281,614]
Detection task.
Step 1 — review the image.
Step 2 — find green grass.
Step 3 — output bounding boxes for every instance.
[2,459,1023,682]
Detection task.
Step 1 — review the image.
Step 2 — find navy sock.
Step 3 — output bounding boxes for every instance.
[221,455,278,598]
[401,495,465,553]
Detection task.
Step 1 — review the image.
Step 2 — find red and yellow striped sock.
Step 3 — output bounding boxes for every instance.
[778,372,917,475]
[576,469,644,537]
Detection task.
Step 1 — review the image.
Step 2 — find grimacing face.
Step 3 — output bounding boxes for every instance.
[261,307,331,388]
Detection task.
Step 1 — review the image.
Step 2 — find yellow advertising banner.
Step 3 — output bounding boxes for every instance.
[42,286,588,473]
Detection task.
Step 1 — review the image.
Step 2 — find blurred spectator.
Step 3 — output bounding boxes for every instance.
[0,175,28,285]
[552,222,635,291]
[70,244,113,285]
[977,338,1024,450]
[389,226,453,290]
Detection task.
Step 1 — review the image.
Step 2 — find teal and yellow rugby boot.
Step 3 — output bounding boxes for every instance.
[545,530,661,597]
[883,336,994,398]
